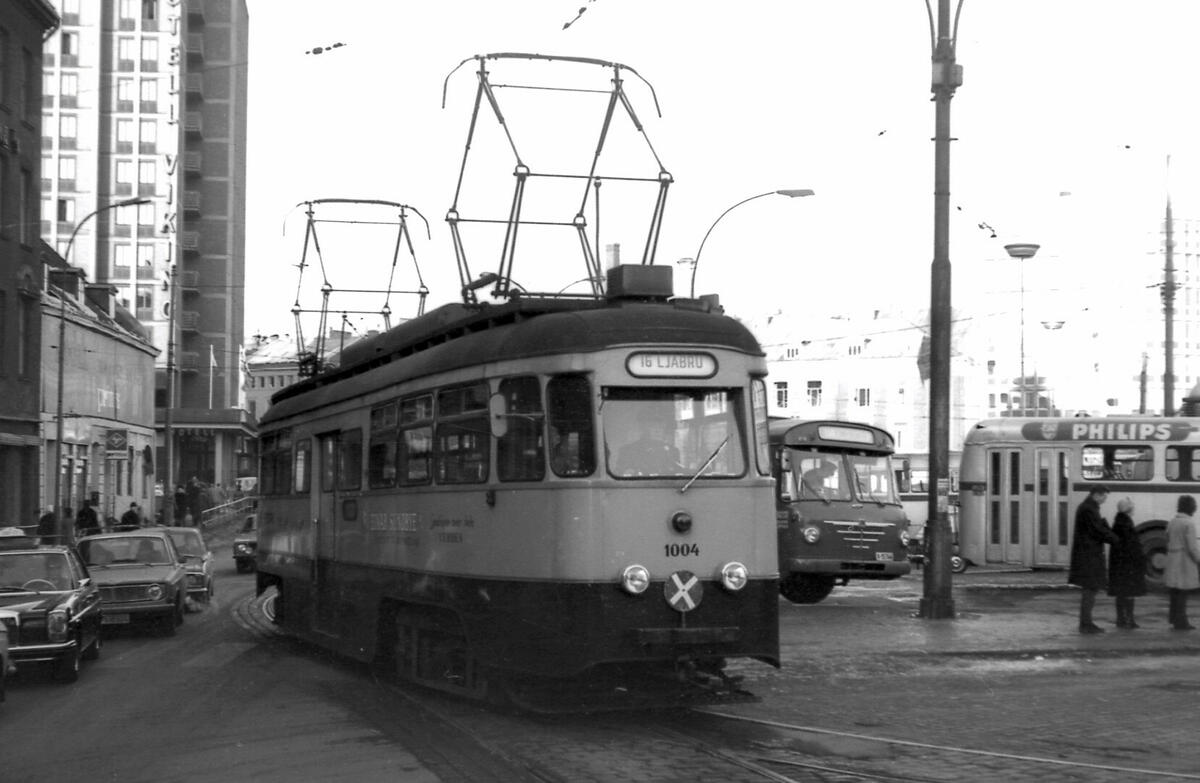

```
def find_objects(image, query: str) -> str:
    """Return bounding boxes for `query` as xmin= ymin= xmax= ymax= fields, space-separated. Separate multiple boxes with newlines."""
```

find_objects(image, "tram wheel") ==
xmin=780 ymin=574 xmax=836 ymax=604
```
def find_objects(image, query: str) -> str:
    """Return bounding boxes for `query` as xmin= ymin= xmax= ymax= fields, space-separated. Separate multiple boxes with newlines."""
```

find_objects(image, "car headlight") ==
xmin=802 ymin=526 xmax=821 ymax=544
xmin=620 ymin=564 xmax=650 ymax=595
xmin=48 ymin=609 xmax=70 ymax=642
xmin=147 ymin=584 xmax=165 ymax=600
xmin=719 ymin=562 xmax=748 ymax=592
xmin=900 ymin=530 xmax=911 ymax=546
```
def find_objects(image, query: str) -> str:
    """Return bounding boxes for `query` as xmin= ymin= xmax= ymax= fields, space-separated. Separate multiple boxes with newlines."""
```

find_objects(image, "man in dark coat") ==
xmin=1068 ymin=485 xmax=1118 ymax=633
xmin=75 ymin=501 xmax=101 ymax=538
xmin=118 ymin=502 xmax=143 ymax=531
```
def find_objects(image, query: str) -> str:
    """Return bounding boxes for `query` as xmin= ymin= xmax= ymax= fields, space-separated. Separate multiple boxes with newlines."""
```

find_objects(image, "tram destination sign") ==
xmin=1020 ymin=421 xmax=1200 ymax=442
xmin=626 ymin=351 xmax=717 ymax=379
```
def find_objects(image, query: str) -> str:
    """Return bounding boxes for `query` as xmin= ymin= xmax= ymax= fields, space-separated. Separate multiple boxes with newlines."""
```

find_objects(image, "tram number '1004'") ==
xmin=665 ymin=543 xmax=700 ymax=557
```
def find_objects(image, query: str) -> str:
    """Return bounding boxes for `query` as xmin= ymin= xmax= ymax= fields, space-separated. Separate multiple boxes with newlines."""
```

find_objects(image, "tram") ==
xmin=254 ymin=265 xmax=780 ymax=709
xmin=769 ymin=418 xmax=911 ymax=603
xmin=959 ymin=416 xmax=1199 ymax=586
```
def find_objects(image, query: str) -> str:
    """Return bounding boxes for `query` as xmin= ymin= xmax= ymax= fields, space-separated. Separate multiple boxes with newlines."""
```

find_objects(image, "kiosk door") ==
xmin=984 ymin=448 xmax=1024 ymax=564
xmin=1033 ymin=448 xmax=1072 ymax=567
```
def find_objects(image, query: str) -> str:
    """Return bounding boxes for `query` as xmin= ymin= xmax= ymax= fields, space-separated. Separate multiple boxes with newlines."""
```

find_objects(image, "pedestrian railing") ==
xmin=199 ymin=496 xmax=258 ymax=530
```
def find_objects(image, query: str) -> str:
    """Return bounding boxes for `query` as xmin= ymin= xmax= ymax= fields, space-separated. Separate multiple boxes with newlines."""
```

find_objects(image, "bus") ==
xmin=894 ymin=451 xmax=965 ymax=572
xmin=959 ymin=416 xmax=1198 ymax=586
xmin=254 ymin=265 xmax=780 ymax=710
xmin=769 ymin=418 xmax=912 ymax=603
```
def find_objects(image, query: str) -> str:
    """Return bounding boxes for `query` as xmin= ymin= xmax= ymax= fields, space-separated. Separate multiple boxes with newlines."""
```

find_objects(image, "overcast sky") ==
xmin=241 ymin=1 xmax=1200 ymax=340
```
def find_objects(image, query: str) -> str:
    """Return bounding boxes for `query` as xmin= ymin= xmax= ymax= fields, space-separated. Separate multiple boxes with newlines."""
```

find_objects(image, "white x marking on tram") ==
xmin=668 ymin=571 xmax=699 ymax=610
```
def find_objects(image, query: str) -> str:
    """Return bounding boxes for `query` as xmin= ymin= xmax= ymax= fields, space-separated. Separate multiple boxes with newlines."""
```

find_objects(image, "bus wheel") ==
xmin=780 ymin=574 xmax=836 ymax=604
xmin=1139 ymin=525 xmax=1169 ymax=592
xmin=950 ymin=555 xmax=968 ymax=574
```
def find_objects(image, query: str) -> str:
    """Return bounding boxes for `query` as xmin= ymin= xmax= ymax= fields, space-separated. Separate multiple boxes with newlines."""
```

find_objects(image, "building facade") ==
xmin=40 ymin=0 xmax=252 ymax=506
xmin=0 ymin=0 xmax=59 ymax=527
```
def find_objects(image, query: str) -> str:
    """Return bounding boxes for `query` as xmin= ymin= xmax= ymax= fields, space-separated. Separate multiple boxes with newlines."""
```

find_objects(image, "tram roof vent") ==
xmin=606 ymin=264 xmax=673 ymax=301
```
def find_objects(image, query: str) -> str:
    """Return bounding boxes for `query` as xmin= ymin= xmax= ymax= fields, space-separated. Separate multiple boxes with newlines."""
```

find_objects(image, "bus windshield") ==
xmin=788 ymin=450 xmax=899 ymax=504
xmin=848 ymin=453 xmax=900 ymax=505
xmin=603 ymin=388 xmax=745 ymax=478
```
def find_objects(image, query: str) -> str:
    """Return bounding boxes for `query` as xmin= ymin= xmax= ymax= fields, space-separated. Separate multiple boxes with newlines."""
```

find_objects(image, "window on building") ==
xmin=113 ymin=244 xmax=134 ymax=277
xmin=119 ymin=0 xmax=137 ymax=20
xmin=140 ymin=38 xmax=157 ymax=62
xmin=116 ymin=159 xmax=133 ymax=184
xmin=59 ymin=156 xmax=76 ymax=181
xmin=774 ymin=381 xmax=788 ymax=409
xmin=117 ymin=78 xmax=135 ymax=103
xmin=139 ymin=78 xmax=157 ymax=104
xmin=60 ymin=72 xmax=78 ymax=97
xmin=856 ymin=387 xmax=871 ymax=407
xmin=137 ymin=201 xmax=155 ymax=228
xmin=22 ymin=48 xmax=36 ymax=119
xmin=785 ymin=347 xmax=799 ymax=359
xmin=806 ymin=380 xmax=822 ymax=407
xmin=987 ymin=359 xmax=995 ymax=376
xmin=135 ymin=284 xmax=153 ymax=310
xmin=17 ymin=294 xmax=31 ymax=376
xmin=18 ymin=169 xmax=31 ymax=244
xmin=56 ymin=198 xmax=73 ymax=222
xmin=117 ymin=118 xmax=134 ymax=143
xmin=117 ymin=38 xmax=136 ymax=64
xmin=139 ymin=119 xmax=157 ymax=149
xmin=59 ymin=114 xmax=77 ymax=141
xmin=138 ymin=160 xmax=155 ymax=184
xmin=143 ymin=0 xmax=158 ymax=20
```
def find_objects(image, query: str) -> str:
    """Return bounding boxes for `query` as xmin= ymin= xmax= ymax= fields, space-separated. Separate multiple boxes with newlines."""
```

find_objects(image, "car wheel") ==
xmin=779 ymin=574 xmax=837 ymax=604
xmin=53 ymin=644 xmax=81 ymax=683
xmin=82 ymin=630 xmax=102 ymax=661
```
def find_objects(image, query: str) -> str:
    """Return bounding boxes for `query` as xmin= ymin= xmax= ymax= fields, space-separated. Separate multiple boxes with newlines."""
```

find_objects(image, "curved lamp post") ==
xmin=54 ymin=196 xmax=151 ymax=542
xmin=689 ymin=188 xmax=814 ymax=298
xmin=1003 ymin=242 xmax=1039 ymax=415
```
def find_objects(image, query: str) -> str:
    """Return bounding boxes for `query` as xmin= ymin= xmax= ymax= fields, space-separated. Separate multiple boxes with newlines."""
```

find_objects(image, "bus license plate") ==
xmin=102 ymin=613 xmax=130 ymax=625
xmin=875 ymin=552 xmax=894 ymax=562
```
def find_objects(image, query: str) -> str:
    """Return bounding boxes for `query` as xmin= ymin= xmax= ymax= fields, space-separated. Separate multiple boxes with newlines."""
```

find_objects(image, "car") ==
xmin=162 ymin=526 xmax=214 ymax=610
xmin=233 ymin=514 xmax=257 ymax=573
xmin=0 ymin=527 xmax=103 ymax=683
xmin=0 ymin=612 xmax=8 ymax=701
xmin=76 ymin=529 xmax=187 ymax=636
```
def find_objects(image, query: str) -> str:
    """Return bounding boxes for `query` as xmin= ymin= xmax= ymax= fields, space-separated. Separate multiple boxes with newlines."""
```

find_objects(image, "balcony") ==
xmin=179 ymin=269 xmax=200 ymax=294
xmin=186 ymin=34 xmax=205 ymax=63
xmin=180 ymin=310 xmax=200 ymax=333
xmin=185 ymin=73 xmax=204 ymax=100
xmin=187 ymin=3 xmax=205 ymax=24
xmin=182 ymin=151 xmax=202 ymax=175
xmin=179 ymin=351 xmax=200 ymax=373
xmin=183 ymin=112 xmax=203 ymax=138
xmin=180 ymin=231 xmax=200 ymax=252
xmin=182 ymin=190 xmax=201 ymax=214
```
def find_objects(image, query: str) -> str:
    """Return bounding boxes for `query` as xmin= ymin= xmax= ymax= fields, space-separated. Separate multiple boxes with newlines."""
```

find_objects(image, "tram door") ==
xmin=984 ymin=448 xmax=1025 ymax=564
xmin=1033 ymin=448 xmax=1072 ymax=567
xmin=313 ymin=432 xmax=340 ymax=635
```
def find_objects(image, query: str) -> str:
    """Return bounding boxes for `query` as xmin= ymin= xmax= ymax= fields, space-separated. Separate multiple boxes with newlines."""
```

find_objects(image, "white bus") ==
xmin=958 ymin=417 xmax=1200 ymax=587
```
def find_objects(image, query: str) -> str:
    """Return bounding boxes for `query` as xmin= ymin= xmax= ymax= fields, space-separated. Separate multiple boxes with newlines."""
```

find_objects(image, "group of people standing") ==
xmin=1069 ymin=486 xmax=1200 ymax=633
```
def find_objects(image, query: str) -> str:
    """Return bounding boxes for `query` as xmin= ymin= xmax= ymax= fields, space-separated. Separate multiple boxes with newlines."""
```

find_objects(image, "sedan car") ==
xmin=162 ymin=526 xmax=214 ymax=610
xmin=77 ymin=529 xmax=187 ymax=636
xmin=0 ymin=527 xmax=103 ymax=683
xmin=233 ymin=513 xmax=257 ymax=573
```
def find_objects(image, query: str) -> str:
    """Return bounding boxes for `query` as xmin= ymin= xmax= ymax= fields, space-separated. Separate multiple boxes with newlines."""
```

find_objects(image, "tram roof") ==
xmin=965 ymin=417 xmax=1200 ymax=445
xmin=262 ymin=292 xmax=763 ymax=425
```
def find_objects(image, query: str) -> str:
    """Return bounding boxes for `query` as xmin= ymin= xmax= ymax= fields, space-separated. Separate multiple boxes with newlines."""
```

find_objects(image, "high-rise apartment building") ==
xmin=42 ymin=0 xmax=251 ymax=501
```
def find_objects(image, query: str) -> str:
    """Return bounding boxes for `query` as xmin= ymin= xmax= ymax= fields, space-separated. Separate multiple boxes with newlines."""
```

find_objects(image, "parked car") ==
xmin=233 ymin=514 xmax=257 ymax=573
xmin=162 ymin=526 xmax=214 ymax=610
xmin=76 ymin=529 xmax=187 ymax=636
xmin=0 ymin=527 xmax=103 ymax=683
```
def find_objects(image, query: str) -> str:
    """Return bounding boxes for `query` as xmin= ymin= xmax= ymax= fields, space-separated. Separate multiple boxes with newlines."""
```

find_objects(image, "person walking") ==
xmin=1164 ymin=494 xmax=1200 ymax=631
xmin=118 ymin=502 xmax=143 ymax=531
xmin=1068 ymin=485 xmax=1117 ymax=633
xmin=75 ymin=500 xmax=101 ymax=538
xmin=1107 ymin=497 xmax=1147 ymax=629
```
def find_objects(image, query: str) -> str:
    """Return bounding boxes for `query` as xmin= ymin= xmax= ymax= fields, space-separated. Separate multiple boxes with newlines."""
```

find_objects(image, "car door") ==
xmin=69 ymin=550 xmax=103 ymax=647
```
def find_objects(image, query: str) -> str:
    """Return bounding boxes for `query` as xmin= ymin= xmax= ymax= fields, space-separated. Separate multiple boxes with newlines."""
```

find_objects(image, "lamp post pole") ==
xmin=55 ymin=196 xmax=151 ymax=543
xmin=1004 ymin=243 xmax=1040 ymax=415
xmin=689 ymin=188 xmax=814 ymax=299
xmin=163 ymin=264 xmax=178 ymax=526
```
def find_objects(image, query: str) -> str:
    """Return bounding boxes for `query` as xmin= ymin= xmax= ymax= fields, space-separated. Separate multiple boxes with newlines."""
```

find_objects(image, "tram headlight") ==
xmin=620 ymin=564 xmax=651 ymax=595
xmin=802 ymin=526 xmax=821 ymax=545
xmin=720 ymin=562 xmax=749 ymax=592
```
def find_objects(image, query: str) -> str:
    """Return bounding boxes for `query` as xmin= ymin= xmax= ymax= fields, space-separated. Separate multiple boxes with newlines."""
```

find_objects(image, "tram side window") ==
xmin=259 ymin=433 xmax=275 ymax=495
xmin=547 ymin=374 xmax=596 ymax=478
xmin=399 ymin=394 xmax=433 ymax=485
xmin=338 ymin=429 xmax=363 ymax=491
xmin=436 ymin=383 xmax=490 ymax=484
xmin=368 ymin=402 xmax=399 ymax=488
xmin=497 ymin=376 xmax=545 ymax=482
xmin=294 ymin=438 xmax=311 ymax=493
xmin=275 ymin=432 xmax=292 ymax=494
xmin=1166 ymin=446 xmax=1200 ymax=481
xmin=752 ymin=379 xmax=770 ymax=476
xmin=1081 ymin=445 xmax=1153 ymax=482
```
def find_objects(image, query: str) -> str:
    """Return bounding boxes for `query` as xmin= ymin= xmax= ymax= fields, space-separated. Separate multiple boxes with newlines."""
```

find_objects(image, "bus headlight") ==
xmin=900 ymin=529 xmax=911 ymax=546
xmin=620 ymin=564 xmax=650 ymax=595
xmin=720 ymin=562 xmax=748 ymax=592
xmin=802 ymin=526 xmax=821 ymax=544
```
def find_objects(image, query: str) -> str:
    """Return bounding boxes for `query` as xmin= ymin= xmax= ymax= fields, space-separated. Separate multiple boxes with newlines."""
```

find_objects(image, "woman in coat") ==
xmin=1163 ymin=494 xmax=1200 ymax=631
xmin=1068 ymin=486 xmax=1118 ymax=633
xmin=1107 ymin=498 xmax=1147 ymax=628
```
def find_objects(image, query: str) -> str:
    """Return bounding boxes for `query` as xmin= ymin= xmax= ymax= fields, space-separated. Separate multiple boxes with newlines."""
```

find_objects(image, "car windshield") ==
xmin=167 ymin=531 xmax=205 ymax=557
xmin=79 ymin=537 xmax=171 ymax=566
xmin=0 ymin=551 xmax=71 ymax=591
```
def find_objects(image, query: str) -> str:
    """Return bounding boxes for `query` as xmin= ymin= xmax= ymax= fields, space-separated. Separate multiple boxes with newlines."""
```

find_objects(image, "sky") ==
xmin=241 ymin=0 xmax=1200 ymax=344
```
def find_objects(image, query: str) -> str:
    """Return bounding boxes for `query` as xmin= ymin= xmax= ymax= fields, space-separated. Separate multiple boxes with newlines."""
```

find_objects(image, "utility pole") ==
xmin=163 ymin=264 xmax=178 ymax=526
xmin=1163 ymin=176 xmax=1176 ymax=417
xmin=921 ymin=0 xmax=962 ymax=619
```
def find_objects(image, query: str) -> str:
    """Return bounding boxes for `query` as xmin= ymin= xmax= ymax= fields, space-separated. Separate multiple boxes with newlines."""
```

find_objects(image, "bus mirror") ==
xmin=489 ymin=393 xmax=509 ymax=438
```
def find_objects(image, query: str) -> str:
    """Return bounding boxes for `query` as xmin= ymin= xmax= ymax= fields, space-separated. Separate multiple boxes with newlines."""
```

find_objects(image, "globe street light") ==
xmin=1004 ymin=242 xmax=1040 ymax=416
xmin=53 ymin=196 xmax=151 ymax=543
xmin=689 ymin=189 xmax=814 ymax=298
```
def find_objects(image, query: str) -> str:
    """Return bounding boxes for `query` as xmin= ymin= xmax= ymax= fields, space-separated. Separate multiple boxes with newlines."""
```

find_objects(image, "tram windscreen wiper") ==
xmin=679 ymin=436 xmax=729 ymax=494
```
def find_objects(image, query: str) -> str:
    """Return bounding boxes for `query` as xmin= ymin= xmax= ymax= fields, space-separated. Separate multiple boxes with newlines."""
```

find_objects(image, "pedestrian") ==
xmin=36 ymin=507 xmax=58 ymax=544
xmin=1107 ymin=497 xmax=1146 ymax=629
xmin=1067 ymin=485 xmax=1117 ymax=634
xmin=174 ymin=483 xmax=187 ymax=520
xmin=75 ymin=501 xmax=101 ymax=538
xmin=1164 ymin=494 xmax=1200 ymax=631
xmin=118 ymin=502 xmax=143 ymax=531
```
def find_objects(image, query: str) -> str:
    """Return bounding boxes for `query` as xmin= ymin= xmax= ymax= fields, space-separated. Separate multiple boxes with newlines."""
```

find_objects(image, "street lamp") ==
xmin=688 ymin=189 xmax=814 ymax=298
xmin=53 ymin=196 xmax=151 ymax=543
xmin=1004 ymin=242 xmax=1040 ymax=416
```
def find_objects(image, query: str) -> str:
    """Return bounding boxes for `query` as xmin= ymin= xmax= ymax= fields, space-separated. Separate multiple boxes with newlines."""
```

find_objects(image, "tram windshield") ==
xmin=602 ymin=388 xmax=746 ymax=478
xmin=788 ymin=450 xmax=900 ymax=504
